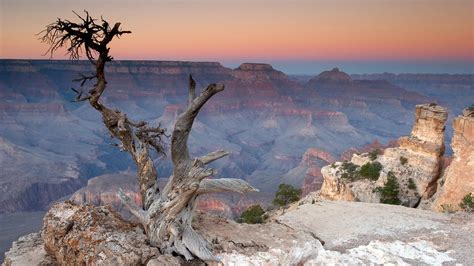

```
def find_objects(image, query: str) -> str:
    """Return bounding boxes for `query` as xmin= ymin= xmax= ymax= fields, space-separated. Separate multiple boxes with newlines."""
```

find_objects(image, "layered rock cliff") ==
xmin=430 ymin=108 xmax=474 ymax=211
xmin=319 ymin=104 xmax=448 ymax=207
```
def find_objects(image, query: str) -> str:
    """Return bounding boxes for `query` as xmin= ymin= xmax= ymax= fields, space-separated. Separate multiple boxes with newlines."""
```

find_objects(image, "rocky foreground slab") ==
xmin=3 ymin=198 xmax=472 ymax=265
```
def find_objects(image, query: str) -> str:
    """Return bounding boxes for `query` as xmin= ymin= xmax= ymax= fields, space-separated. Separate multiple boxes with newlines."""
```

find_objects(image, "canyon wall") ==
xmin=430 ymin=108 xmax=474 ymax=211
xmin=1 ymin=60 xmax=467 ymax=215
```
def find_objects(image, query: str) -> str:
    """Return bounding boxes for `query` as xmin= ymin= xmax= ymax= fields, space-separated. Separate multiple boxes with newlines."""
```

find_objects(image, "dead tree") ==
xmin=40 ymin=11 xmax=258 ymax=262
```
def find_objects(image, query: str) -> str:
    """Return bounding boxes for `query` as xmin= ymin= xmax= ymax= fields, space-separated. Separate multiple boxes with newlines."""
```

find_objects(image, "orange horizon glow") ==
xmin=1 ymin=0 xmax=473 ymax=62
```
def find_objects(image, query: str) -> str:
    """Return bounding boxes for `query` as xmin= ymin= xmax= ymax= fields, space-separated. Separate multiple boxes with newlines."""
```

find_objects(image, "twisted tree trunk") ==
xmin=41 ymin=11 xmax=258 ymax=262
xmin=118 ymin=78 xmax=258 ymax=261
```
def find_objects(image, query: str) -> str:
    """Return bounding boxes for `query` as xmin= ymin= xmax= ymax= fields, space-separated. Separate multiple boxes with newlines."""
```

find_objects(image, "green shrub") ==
xmin=399 ymin=156 xmax=408 ymax=165
xmin=368 ymin=149 xmax=381 ymax=161
xmin=238 ymin=204 xmax=265 ymax=224
xmin=467 ymin=104 xmax=474 ymax=112
xmin=376 ymin=171 xmax=401 ymax=205
xmin=340 ymin=161 xmax=359 ymax=181
xmin=459 ymin=193 xmax=474 ymax=212
xmin=272 ymin=183 xmax=301 ymax=207
xmin=408 ymin=178 xmax=417 ymax=190
xmin=359 ymin=162 xmax=382 ymax=181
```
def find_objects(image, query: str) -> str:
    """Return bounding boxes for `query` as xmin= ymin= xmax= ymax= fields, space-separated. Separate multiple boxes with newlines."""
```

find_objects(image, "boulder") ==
xmin=41 ymin=201 xmax=158 ymax=265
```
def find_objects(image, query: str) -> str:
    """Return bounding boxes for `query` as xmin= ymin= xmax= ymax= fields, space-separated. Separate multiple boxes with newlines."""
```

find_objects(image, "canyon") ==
xmin=1 ymin=60 xmax=441 ymax=215
xmin=0 ymin=59 xmax=473 ymax=261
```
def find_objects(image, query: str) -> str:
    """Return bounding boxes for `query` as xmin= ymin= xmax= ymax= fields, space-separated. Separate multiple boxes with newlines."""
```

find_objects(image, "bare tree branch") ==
xmin=171 ymin=83 xmax=225 ymax=168
xmin=40 ymin=11 xmax=165 ymax=207
xmin=199 ymin=150 xmax=230 ymax=165
xmin=197 ymin=178 xmax=260 ymax=195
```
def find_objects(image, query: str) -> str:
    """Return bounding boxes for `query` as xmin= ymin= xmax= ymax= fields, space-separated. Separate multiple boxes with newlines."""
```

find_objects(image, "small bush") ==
xmin=238 ymin=204 xmax=265 ymax=224
xmin=399 ymin=156 xmax=408 ymax=165
xmin=459 ymin=193 xmax=474 ymax=212
xmin=359 ymin=162 xmax=382 ymax=181
xmin=408 ymin=178 xmax=417 ymax=190
xmin=468 ymin=104 xmax=474 ymax=112
xmin=272 ymin=183 xmax=301 ymax=207
xmin=376 ymin=171 xmax=401 ymax=205
xmin=340 ymin=161 xmax=359 ymax=181
xmin=368 ymin=149 xmax=381 ymax=161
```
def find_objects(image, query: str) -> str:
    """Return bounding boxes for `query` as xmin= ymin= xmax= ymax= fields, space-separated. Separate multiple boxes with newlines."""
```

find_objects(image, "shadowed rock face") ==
xmin=431 ymin=109 xmax=474 ymax=211
xmin=319 ymin=104 xmax=448 ymax=207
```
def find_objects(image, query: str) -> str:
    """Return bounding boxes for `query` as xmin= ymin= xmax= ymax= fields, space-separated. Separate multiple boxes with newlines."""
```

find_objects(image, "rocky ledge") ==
xmin=4 ymin=198 xmax=473 ymax=265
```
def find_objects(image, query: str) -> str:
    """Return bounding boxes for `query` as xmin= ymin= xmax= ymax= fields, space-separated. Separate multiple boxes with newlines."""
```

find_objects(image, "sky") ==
xmin=0 ymin=0 xmax=473 ymax=74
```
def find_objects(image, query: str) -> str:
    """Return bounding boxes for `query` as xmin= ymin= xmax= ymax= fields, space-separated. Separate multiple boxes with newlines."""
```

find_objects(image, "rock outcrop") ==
xmin=4 ymin=201 xmax=325 ymax=265
xmin=5 ymin=199 xmax=473 ymax=265
xmin=320 ymin=104 xmax=448 ymax=207
xmin=430 ymin=108 xmax=474 ymax=211
xmin=41 ymin=201 xmax=159 ymax=265
xmin=2 ymin=233 xmax=53 ymax=266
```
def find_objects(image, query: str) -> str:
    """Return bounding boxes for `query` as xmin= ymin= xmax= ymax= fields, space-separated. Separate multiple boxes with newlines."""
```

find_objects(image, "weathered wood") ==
xmin=197 ymin=178 xmax=259 ymax=195
xmin=199 ymin=150 xmax=230 ymax=165
xmin=41 ymin=11 xmax=258 ymax=262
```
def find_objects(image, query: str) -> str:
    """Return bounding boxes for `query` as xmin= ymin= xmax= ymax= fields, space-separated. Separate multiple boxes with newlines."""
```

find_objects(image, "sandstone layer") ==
xmin=431 ymin=108 xmax=474 ymax=211
xmin=320 ymin=104 xmax=448 ymax=207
